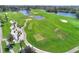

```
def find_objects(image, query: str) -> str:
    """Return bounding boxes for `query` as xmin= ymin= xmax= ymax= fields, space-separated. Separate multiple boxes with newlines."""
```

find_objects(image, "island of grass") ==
xmin=25 ymin=9 xmax=79 ymax=53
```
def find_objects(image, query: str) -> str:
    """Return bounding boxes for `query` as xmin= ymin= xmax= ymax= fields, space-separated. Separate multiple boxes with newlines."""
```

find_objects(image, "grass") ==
xmin=13 ymin=41 xmax=26 ymax=53
xmin=25 ymin=9 xmax=79 ymax=52
xmin=1 ymin=9 xmax=79 ymax=53
xmin=13 ymin=43 xmax=21 ymax=52
xmin=0 ymin=12 xmax=27 ymax=38
xmin=20 ymin=41 xmax=26 ymax=48
xmin=1 ymin=41 xmax=9 ymax=53
xmin=2 ymin=41 xmax=26 ymax=53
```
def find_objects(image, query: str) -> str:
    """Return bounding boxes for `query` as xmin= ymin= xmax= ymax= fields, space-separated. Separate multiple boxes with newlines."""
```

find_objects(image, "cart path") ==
xmin=66 ymin=46 xmax=79 ymax=53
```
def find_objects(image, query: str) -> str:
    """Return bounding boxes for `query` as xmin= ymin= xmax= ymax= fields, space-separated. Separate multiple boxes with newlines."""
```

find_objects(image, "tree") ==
xmin=20 ymin=46 xmax=36 ymax=53
xmin=4 ymin=47 xmax=9 ymax=52
xmin=19 ymin=40 xmax=23 ymax=50
xmin=76 ymin=11 xmax=79 ymax=19
xmin=7 ymin=34 xmax=14 ymax=44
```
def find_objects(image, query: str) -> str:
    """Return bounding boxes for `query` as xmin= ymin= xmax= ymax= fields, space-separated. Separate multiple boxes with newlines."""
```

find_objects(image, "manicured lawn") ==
xmin=25 ymin=9 xmax=79 ymax=52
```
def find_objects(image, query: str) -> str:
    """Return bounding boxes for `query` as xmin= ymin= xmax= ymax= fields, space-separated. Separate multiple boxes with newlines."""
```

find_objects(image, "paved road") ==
xmin=0 ymin=24 xmax=3 ymax=53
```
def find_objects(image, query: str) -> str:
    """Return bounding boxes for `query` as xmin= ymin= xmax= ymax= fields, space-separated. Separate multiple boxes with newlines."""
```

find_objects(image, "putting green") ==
xmin=25 ymin=9 xmax=79 ymax=52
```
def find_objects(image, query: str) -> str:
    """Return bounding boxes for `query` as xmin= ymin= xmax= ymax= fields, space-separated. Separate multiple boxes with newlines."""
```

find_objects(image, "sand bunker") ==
xmin=26 ymin=18 xmax=32 ymax=21
xmin=60 ymin=19 xmax=68 ymax=23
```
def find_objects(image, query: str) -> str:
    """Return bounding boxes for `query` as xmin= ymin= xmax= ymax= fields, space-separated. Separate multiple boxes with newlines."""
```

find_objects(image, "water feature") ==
xmin=19 ymin=10 xmax=44 ymax=20
xmin=19 ymin=10 xmax=77 ymax=20
xmin=19 ymin=10 xmax=29 ymax=16
xmin=57 ymin=12 xmax=77 ymax=18
xmin=34 ymin=16 xmax=44 ymax=20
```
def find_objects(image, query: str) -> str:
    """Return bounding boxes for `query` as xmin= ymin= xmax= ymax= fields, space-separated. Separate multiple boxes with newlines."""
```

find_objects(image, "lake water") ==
xmin=19 ymin=10 xmax=76 ymax=19
xmin=19 ymin=10 xmax=29 ymax=16
xmin=19 ymin=10 xmax=44 ymax=20
xmin=34 ymin=16 xmax=44 ymax=20
xmin=57 ymin=12 xmax=77 ymax=18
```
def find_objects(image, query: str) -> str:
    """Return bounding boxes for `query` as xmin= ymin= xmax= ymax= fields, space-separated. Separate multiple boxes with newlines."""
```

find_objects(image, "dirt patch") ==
xmin=54 ymin=28 xmax=68 ymax=40
xmin=34 ymin=33 xmax=45 ymax=41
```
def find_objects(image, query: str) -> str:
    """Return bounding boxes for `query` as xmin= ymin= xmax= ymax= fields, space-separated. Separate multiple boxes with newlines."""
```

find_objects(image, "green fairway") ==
xmin=25 ymin=9 xmax=79 ymax=52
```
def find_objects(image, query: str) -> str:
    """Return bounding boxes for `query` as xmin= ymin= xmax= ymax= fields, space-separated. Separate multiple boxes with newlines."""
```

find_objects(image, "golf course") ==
xmin=1 ymin=8 xmax=79 ymax=53
xmin=25 ymin=9 xmax=79 ymax=53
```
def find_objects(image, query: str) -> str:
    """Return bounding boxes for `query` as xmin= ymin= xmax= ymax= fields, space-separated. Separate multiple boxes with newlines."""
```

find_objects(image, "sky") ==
xmin=0 ymin=0 xmax=79 ymax=5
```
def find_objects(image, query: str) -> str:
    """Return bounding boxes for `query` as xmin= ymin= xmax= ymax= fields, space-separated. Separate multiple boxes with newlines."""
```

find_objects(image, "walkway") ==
xmin=66 ymin=46 xmax=79 ymax=53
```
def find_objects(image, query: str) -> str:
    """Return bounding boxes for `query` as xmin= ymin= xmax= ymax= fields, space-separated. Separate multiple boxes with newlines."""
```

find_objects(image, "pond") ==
xmin=19 ymin=10 xmax=29 ymax=16
xmin=19 ymin=10 xmax=44 ymax=20
xmin=34 ymin=16 xmax=44 ymax=20
xmin=57 ymin=12 xmax=77 ymax=18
